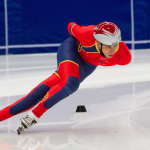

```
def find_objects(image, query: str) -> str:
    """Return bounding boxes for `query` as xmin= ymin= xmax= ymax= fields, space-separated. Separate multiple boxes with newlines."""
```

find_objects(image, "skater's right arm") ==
xmin=67 ymin=22 xmax=95 ymax=44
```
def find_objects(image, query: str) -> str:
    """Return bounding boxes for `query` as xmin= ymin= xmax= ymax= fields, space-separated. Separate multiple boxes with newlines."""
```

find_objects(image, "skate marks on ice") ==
xmin=0 ymin=81 xmax=150 ymax=149
xmin=1 ymin=81 xmax=150 ymax=132
xmin=70 ymin=81 xmax=150 ymax=131
xmin=1 ymin=128 xmax=150 ymax=150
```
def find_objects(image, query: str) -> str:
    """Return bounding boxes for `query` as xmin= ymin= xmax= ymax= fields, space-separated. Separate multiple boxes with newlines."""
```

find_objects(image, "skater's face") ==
xmin=96 ymin=41 xmax=118 ymax=58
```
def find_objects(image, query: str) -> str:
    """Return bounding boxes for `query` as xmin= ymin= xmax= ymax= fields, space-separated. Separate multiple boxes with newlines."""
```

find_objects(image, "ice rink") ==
xmin=0 ymin=50 xmax=150 ymax=150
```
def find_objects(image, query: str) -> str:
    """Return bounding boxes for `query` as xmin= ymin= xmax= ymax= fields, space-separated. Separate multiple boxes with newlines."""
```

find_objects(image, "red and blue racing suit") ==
xmin=0 ymin=22 xmax=131 ymax=121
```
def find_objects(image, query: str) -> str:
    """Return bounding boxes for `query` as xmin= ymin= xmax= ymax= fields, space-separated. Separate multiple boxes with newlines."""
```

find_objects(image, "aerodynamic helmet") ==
xmin=93 ymin=21 xmax=121 ymax=45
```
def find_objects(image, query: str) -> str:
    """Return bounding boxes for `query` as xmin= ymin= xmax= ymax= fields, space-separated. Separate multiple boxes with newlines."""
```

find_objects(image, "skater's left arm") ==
xmin=67 ymin=22 xmax=95 ymax=43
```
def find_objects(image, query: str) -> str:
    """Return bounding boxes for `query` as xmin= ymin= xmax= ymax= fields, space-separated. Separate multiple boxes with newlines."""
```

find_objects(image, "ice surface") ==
xmin=0 ymin=50 xmax=150 ymax=150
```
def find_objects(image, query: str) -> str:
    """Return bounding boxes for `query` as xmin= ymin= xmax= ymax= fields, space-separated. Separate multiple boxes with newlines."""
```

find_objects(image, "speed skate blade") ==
xmin=17 ymin=127 xmax=24 ymax=135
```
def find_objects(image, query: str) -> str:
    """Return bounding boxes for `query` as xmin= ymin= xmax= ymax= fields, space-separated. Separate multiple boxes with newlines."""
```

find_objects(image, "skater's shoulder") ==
xmin=118 ymin=41 xmax=128 ymax=48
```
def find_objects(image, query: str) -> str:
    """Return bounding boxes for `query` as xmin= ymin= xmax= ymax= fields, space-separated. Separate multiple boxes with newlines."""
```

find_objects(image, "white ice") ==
xmin=0 ymin=50 xmax=150 ymax=150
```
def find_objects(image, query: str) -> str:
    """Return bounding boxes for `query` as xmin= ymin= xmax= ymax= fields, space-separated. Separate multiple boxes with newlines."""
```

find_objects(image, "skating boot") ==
xmin=17 ymin=112 xmax=39 ymax=135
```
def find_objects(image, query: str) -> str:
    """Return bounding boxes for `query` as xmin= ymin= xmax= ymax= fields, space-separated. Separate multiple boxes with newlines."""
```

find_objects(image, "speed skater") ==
xmin=0 ymin=21 xmax=131 ymax=132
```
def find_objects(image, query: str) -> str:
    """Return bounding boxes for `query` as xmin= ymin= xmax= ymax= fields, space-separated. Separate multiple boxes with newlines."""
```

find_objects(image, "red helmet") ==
xmin=93 ymin=22 xmax=121 ymax=45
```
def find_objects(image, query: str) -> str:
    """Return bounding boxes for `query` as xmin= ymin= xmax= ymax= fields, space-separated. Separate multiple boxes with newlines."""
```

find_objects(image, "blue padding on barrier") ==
xmin=135 ymin=43 xmax=150 ymax=49
xmin=1 ymin=0 xmax=150 ymax=52
xmin=134 ymin=0 xmax=148 ymax=41
xmin=8 ymin=47 xmax=58 ymax=55
xmin=0 ymin=49 xmax=6 ymax=55
xmin=7 ymin=0 xmax=22 ymax=45
xmin=0 ymin=0 xmax=5 ymax=46
xmin=134 ymin=0 xmax=150 ymax=49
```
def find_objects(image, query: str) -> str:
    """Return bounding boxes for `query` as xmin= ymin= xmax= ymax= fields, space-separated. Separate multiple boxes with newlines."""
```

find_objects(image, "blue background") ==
xmin=0 ymin=0 xmax=5 ymax=46
xmin=0 ymin=0 xmax=150 ymax=54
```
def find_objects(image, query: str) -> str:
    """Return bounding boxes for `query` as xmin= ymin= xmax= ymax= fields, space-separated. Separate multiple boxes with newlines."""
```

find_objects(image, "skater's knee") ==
xmin=33 ymin=84 xmax=50 ymax=102
xmin=40 ymin=77 xmax=79 ymax=109
xmin=63 ymin=76 xmax=80 ymax=96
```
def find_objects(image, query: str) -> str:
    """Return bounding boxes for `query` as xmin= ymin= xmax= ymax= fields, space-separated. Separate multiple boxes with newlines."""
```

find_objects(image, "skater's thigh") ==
xmin=57 ymin=37 xmax=80 ymax=67
xmin=56 ymin=37 xmax=81 ymax=79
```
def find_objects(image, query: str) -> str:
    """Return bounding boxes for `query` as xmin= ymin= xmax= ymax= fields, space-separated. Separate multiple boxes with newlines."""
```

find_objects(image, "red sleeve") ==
xmin=118 ymin=42 xmax=132 ymax=65
xmin=67 ymin=22 xmax=95 ymax=44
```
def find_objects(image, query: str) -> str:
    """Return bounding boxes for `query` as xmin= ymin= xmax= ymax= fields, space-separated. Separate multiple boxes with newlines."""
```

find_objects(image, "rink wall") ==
xmin=0 ymin=0 xmax=150 ymax=54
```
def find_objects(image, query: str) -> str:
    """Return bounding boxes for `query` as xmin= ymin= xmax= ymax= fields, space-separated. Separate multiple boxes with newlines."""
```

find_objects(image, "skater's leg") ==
xmin=31 ymin=37 xmax=97 ymax=118
xmin=32 ymin=62 xmax=97 ymax=118
xmin=30 ymin=37 xmax=81 ymax=118
xmin=18 ymin=37 xmax=97 ymax=130
xmin=0 ymin=72 xmax=60 ymax=122
xmin=32 ymin=60 xmax=80 ymax=117
xmin=16 ymin=60 xmax=80 ymax=133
